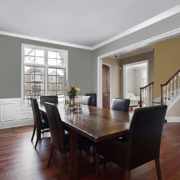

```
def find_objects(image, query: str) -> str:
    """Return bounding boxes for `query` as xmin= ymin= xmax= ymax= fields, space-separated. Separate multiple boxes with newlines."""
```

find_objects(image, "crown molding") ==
xmin=92 ymin=5 xmax=180 ymax=50
xmin=98 ymin=27 xmax=180 ymax=59
xmin=0 ymin=31 xmax=93 ymax=50
xmin=0 ymin=5 xmax=179 ymax=50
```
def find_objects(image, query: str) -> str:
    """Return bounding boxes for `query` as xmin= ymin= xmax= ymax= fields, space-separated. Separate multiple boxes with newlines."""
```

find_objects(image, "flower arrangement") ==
xmin=67 ymin=87 xmax=80 ymax=99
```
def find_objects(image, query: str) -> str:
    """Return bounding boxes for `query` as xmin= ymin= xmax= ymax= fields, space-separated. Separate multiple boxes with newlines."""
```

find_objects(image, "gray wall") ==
xmin=0 ymin=12 xmax=180 ymax=99
xmin=0 ymin=35 xmax=94 ymax=98
xmin=93 ymin=12 xmax=180 ymax=92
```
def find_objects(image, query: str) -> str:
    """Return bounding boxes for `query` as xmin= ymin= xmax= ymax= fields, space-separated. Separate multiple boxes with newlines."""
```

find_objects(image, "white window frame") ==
xmin=21 ymin=44 xmax=68 ymax=104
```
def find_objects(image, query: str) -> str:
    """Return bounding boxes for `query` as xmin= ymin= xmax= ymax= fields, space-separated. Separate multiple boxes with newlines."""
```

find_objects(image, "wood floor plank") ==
xmin=0 ymin=123 xmax=179 ymax=179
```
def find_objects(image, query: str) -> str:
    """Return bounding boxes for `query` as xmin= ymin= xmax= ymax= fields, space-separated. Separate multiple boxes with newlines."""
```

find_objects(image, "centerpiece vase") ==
xmin=69 ymin=97 xmax=75 ymax=108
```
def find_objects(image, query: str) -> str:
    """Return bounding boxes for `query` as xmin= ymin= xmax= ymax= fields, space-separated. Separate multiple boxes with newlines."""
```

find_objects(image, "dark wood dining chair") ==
xmin=111 ymin=98 xmax=130 ymax=112
xmin=30 ymin=98 xmax=50 ymax=149
xmin=44 ymin=102 xmax=93 ymax=179
xmin=81 ymin=96 xmax=92 ymax=106
xmin=96 ymin=105 xmax=167 ymax=180
xmin=40 ymin=95 xmax=58 ymax=104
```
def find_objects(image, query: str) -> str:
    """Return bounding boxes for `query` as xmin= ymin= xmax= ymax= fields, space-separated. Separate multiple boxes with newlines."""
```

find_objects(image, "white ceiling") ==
xmin=0 ymin=0 xmax=179 ymax=47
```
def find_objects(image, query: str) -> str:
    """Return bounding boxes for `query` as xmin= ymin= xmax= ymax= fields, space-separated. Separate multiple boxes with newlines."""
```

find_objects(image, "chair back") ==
xmin=44 ymin=102 xmax=66 ymax=153
xmin=128 ymin=105 xmax=167 ymax=170
xmin=81 ymin=96 xmax=92 ymax=105
xmin=30 ymin=98 xmax=42 ymax=128
xmin=40 ymin=96 xmax=58 ymax=104
xmin=111 ymin=98 xmax=130 ymax=112
xmin=85 ymin=93 xmax=96 ymax=107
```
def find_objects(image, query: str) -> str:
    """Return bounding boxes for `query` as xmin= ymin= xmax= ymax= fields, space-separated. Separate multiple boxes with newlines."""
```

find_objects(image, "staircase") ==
xmin=160 ymin=69 xmax=180 ymax=105
xmin=139 ymin=69 xmax=180 ymax=122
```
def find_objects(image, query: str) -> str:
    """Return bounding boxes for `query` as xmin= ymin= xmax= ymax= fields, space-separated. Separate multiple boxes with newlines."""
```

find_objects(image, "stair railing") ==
xmin=161 ymin=69 xmax=180 ymax=105
xmin=140 ymin=82 xmax=154 ymax=107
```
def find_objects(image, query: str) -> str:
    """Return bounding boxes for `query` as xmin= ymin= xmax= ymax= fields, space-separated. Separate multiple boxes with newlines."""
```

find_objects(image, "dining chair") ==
xmin=30 ymin=98 xmax=50 ymax=149
xmin=96 ymin=105 xmax=167 ymax=180
xmin=40 ymin=95 xmax=58 ymax=123
xmin=111 ymin=98 xmax=130 ymax=112
xmin=81 ymin=96 xmax=92 ymax=106
xmin=85 ymin=93 xmax=97 ymax=107
xmin=44 ymin=102 xmax=93 ymax=179
xmin=40 ymin=95 xmax=58 ymax=104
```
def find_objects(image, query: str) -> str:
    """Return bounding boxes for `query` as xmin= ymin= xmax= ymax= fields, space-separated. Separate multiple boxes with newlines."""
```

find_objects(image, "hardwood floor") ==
xmin=0 ymin=123 xmax=180 ymax=180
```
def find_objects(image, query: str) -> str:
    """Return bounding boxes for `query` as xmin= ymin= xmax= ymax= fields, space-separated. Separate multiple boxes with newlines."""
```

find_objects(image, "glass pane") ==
xmin=35 ymin=49 xmax=44 ymax=57
xmin=48 ymin=51 xmax=56 ymax=58
xmin=48 ymin=68 xmax=56 ymax=75
xmin=48 ymin=83 xmax=57 ymax=91
xmin=24 ymin=66 xmax=34 ymax=74
xmin=57 ymin=90 xmax=64 ymax=95
xmin=34 ymin=67 xmax=44 ymax=74
xmin=57 ymin=52 xmax=64 ymax=59
xmin=24 ymin=74 xmax=34 ymax=83
xmin=57 ymin=69 xmax=64 ymax=76
xmin=35 ymin=57 xmax=44 ymax=65
xmin=34 ymin=75 xmax=44 ymax=82
xmin=57 ymin=59 xmax=64 ymax=66
xmin=48 ymin=59 xmax=56 ymax=66
xmin=57 ymin=76 xmax=64 ymax=83
xmin=48 ymin=76 xmax=56 ymax=83
xmin=48 ymin=91 xmax=57 ymax=95
xmin=25 ymin=48 xmax=35 ymax=56
xmin=24 ymin=56 xmax=34 ymax=64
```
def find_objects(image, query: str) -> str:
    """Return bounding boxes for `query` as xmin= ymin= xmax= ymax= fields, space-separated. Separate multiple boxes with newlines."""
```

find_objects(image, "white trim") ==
xmin=0 ymin=5 xmax=180 ymax=50
xmin=97 ymin=28 xmax=180 ymax=59
xmin=166 ymin=116 xmax=180 ymax=123
xmin=92 ymin=5 xmax=180 ymax=49
xmin=0 ymin=31 xmax=93 ymax=50
xmin=21 ymin=44 xmax=68 ymax=102
xmin=102 ymin=63 xmax=111 ymax=107
xmin=97 ymin=57 xmax=103 ymax=107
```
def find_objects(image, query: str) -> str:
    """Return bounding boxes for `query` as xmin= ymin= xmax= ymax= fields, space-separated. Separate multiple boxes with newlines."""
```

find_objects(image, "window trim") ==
xmin=21 ymin=44 xmax=68 ymax=103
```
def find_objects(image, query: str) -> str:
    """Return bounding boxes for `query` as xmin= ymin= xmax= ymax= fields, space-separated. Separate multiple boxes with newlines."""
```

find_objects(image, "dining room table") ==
xmin=39 ymin=103 xmax=133 ymax=180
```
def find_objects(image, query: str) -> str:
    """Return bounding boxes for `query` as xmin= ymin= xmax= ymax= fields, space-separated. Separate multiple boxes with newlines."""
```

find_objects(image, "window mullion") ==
xmin=45 ymin=50 xmax=48 ymax=96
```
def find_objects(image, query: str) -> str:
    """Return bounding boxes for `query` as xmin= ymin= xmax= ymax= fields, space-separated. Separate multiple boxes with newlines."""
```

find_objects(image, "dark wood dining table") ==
xmin=39 ymin=103 xmax=133 ymax=180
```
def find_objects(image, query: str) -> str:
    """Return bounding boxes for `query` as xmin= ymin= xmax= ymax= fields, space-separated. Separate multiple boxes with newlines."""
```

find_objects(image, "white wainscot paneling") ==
xmin=0 ymin=98 xmax=33 ymax=129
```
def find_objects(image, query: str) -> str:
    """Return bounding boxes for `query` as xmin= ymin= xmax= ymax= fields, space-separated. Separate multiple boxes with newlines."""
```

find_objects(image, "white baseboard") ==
xmin=0 ymin=119 xmax=33 ymax=129
xmin=166 ymin=116 xmax=180 ymax=123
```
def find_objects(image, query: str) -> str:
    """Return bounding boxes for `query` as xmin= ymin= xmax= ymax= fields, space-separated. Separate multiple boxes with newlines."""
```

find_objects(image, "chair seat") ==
xmin=41 ymin=118 xmax=49 ymax=129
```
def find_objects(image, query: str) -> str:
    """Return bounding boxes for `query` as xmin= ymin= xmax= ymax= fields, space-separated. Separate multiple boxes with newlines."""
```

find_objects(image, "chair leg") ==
xmin=58 ymin=154 xmax=66 ymax=180
xmin=31 ymin=126 xmax=36 ymax=142
xmin=155 ymin=158 xmax=162 ymax=180
xmin=47 ymin=145 xmax=54 ymax=168
xmin=95 ymin=152 xmax=100 ymax=178
xmin=35 ymin=138 xmax=39 ymax=149
xmin=124 ymin=170 xmax=130 ymax=180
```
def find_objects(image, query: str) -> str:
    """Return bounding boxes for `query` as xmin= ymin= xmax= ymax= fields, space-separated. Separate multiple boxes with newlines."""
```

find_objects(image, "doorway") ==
xmin=102 ymin=64 xmax=110 ymax=109
xmin=123 ymin=61 xmax=148 ymax=105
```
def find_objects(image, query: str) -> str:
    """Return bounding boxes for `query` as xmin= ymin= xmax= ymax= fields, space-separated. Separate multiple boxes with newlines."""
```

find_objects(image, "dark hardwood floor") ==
xmin=0 ymin=123 xmax=180 ymax=180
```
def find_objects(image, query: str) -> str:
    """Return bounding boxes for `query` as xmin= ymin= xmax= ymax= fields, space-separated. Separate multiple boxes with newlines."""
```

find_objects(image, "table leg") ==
xmin=69 ymin=130 xmax=79 ymax=180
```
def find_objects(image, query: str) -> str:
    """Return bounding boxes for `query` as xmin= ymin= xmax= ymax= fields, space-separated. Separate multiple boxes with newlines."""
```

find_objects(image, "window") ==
xmin=22 ymin=44 xmax=68 ymax=106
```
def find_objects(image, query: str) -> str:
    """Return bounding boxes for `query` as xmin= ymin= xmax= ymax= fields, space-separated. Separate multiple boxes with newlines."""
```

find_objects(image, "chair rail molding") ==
xmin=0 ymin=98 xmax=33 ymax=129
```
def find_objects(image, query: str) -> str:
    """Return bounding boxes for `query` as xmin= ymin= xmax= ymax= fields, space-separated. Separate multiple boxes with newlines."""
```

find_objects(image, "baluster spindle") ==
xmin=174 ymin=76 xmax=176 ymax=96
xmin=167 ymin=84 xmax=169 ymax=103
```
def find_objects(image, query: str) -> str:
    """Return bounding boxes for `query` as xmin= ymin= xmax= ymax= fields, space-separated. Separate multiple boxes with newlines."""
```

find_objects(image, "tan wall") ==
xmin=102 ymin=58 xmax=121 ymax=104
xmin=119 ymin=51 xmax=154 ymax=97
xmin=152 ymin=38 xmax=180 ymax=98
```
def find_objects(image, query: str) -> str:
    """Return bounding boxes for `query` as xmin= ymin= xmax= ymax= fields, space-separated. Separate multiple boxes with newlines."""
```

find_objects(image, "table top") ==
xmin=39 ymin=103 xmax=133 ymax=142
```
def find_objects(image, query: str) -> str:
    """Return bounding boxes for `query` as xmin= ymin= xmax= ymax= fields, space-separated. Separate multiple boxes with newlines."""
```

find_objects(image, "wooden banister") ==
xmin=140 ymin=82 xmax=154 ymax=107
xmin=161 ymin=69 xmax=180 ymax=105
